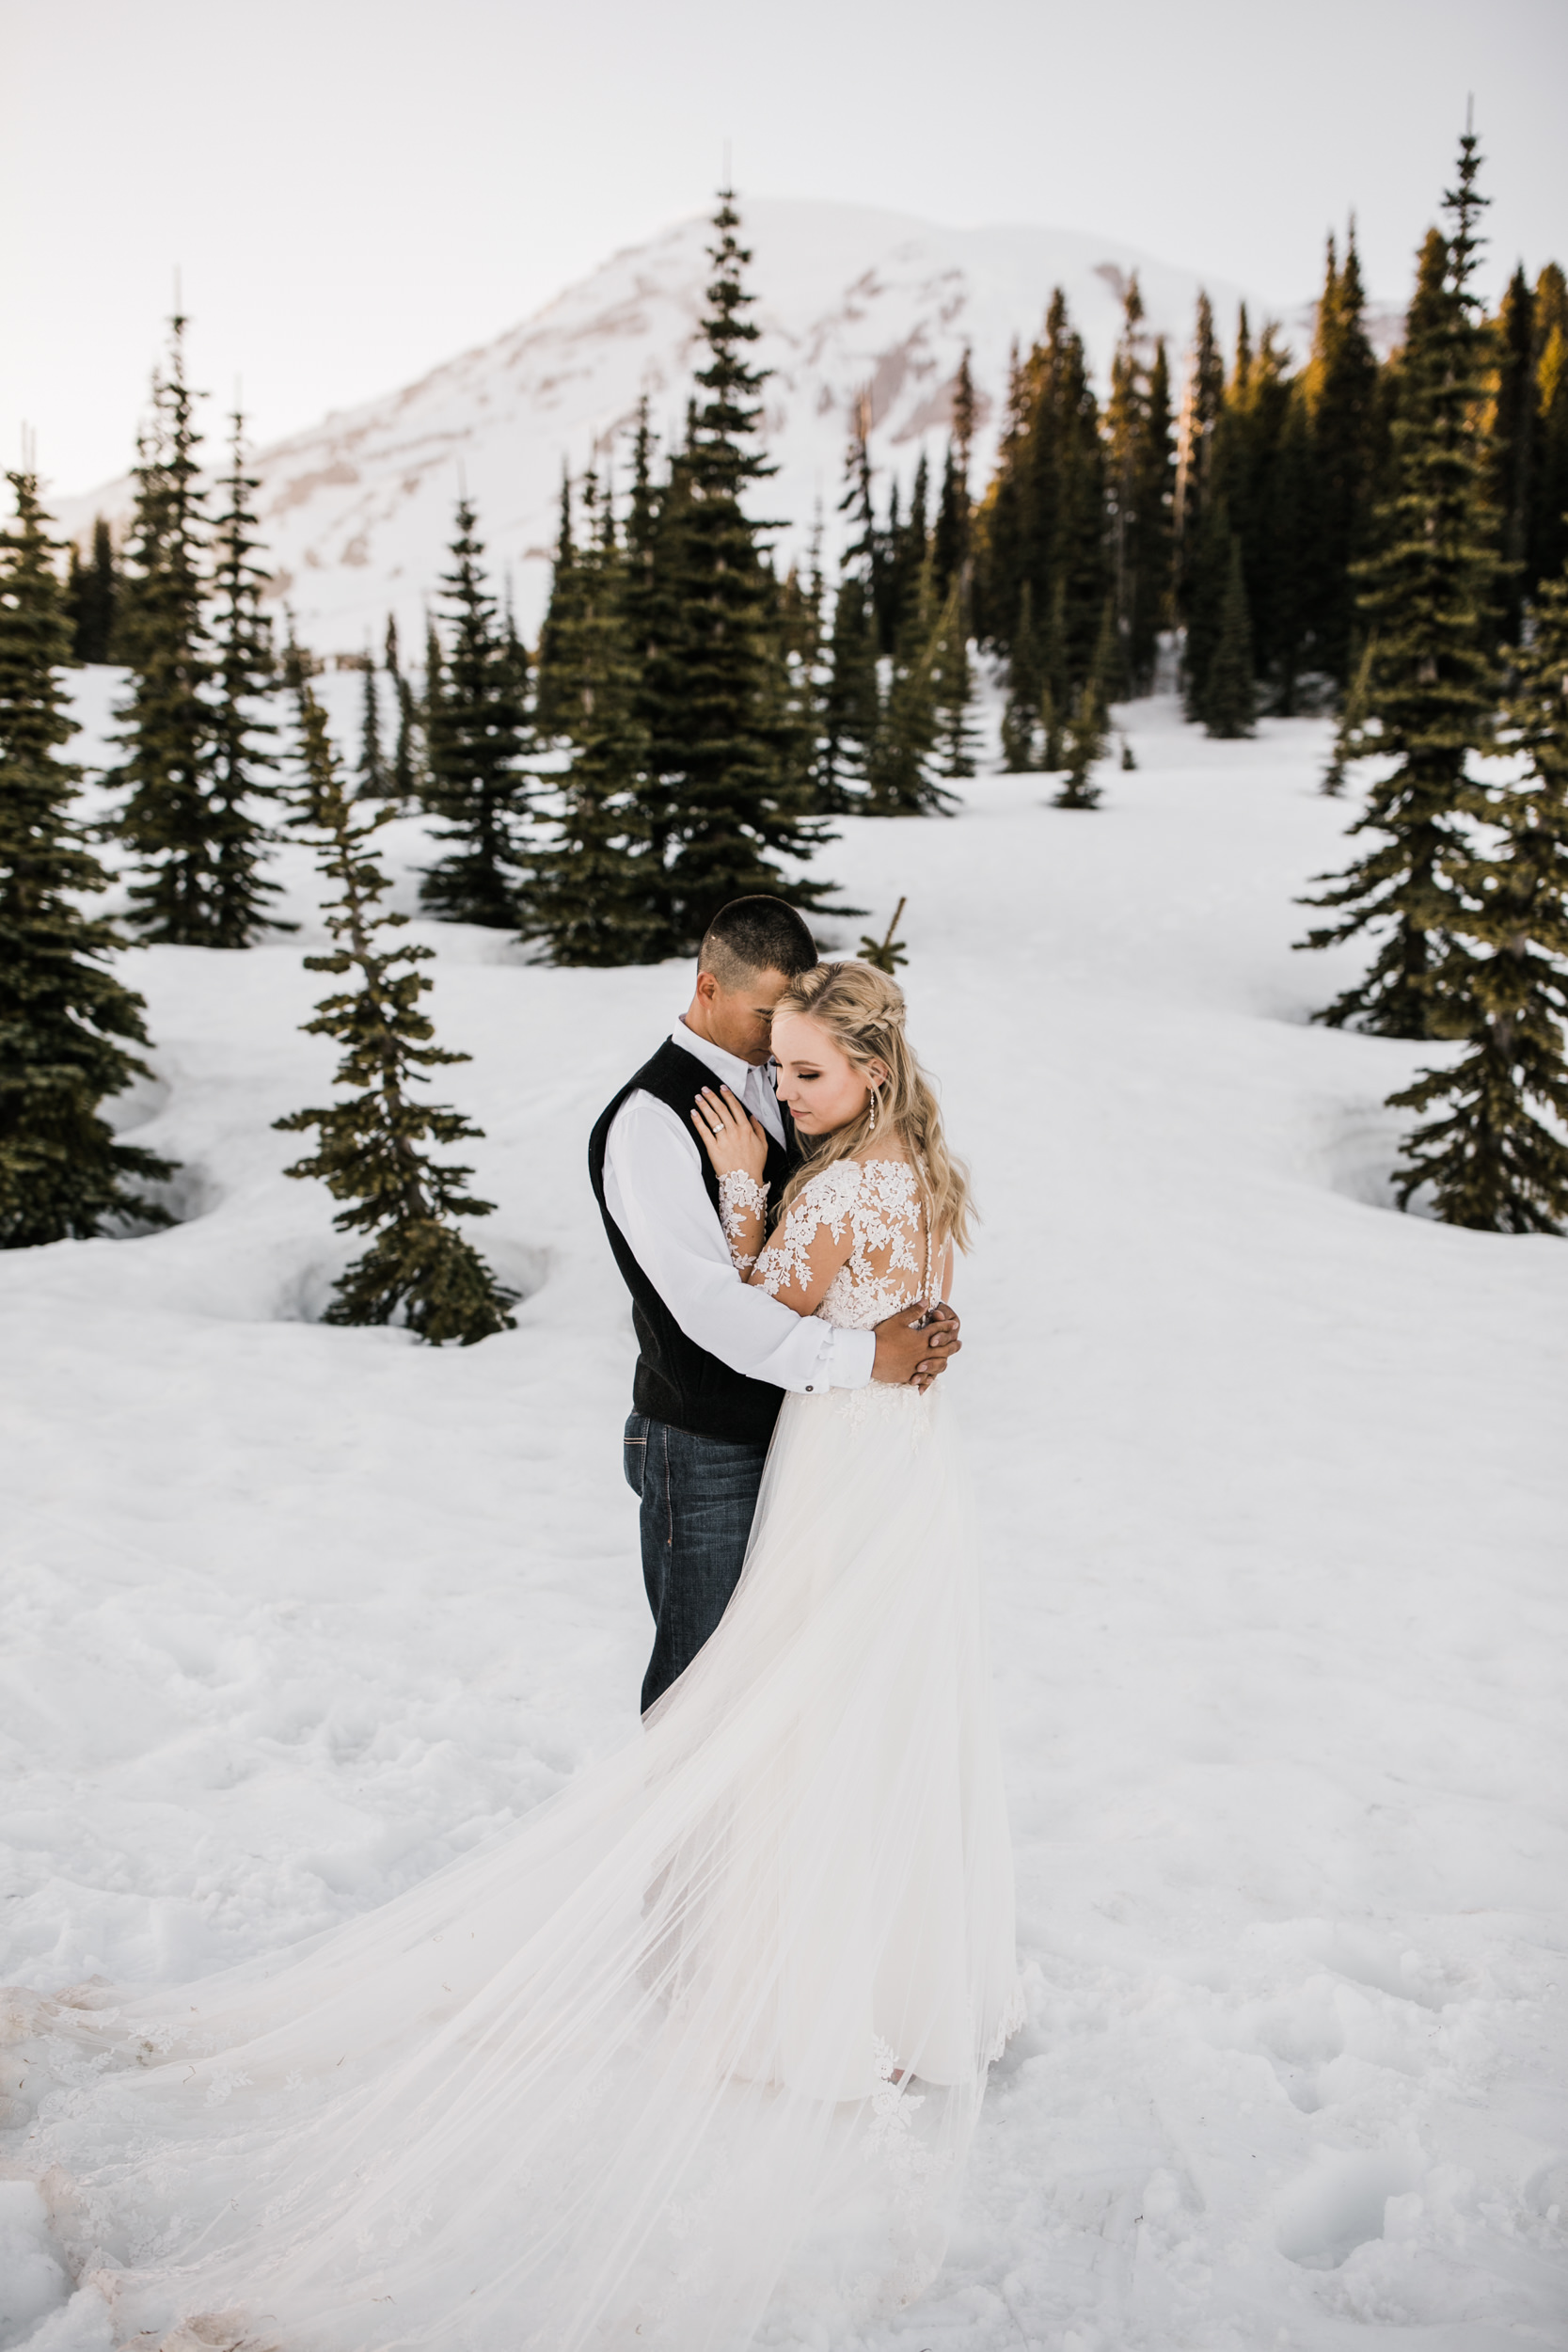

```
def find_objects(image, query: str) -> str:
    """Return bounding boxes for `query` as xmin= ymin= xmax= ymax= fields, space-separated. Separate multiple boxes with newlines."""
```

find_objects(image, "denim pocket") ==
xmin=623 ymin=1411 xmax=649 ymax=1497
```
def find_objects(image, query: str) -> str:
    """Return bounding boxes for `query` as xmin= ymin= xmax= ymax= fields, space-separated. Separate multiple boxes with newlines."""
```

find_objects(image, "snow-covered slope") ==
xmin=2 ymin=682 xmax=1564 ymax=2347
xmin=56 ymin=200 xmax=1279 ymax=656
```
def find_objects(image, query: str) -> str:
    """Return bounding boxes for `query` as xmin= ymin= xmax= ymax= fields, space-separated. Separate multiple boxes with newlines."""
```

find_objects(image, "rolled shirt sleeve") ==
xmin=602 ymin=1091 xmax=875 ymax=1393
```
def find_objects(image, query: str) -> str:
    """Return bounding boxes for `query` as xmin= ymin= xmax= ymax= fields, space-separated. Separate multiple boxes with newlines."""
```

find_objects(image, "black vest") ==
xmin=588 ymin=1038 xmax=796 ymax=1445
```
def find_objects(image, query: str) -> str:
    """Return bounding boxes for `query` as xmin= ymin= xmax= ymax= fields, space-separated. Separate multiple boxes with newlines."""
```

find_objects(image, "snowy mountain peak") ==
xmin=61 ymin=199 xmax=1287 ymax=653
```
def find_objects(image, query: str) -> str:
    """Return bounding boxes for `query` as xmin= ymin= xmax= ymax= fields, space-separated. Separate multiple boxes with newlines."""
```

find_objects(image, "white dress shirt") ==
xmin=601 ymin=1021 xmax=876 ymax=1396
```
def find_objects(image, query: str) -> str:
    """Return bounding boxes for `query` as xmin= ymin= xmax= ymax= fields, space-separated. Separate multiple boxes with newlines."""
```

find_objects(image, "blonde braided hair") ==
xmin=772 ymin=961 xmax=974 ymax=1254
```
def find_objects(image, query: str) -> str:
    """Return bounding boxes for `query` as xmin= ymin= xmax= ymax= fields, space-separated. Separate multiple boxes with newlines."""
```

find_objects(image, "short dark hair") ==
xmin=699 ymin=898 xmax=819 ymax=989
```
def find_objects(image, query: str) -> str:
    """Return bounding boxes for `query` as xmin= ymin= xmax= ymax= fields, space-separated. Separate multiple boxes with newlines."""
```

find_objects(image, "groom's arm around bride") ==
xmin=587 ymin=898 xmax=961 ymax=1711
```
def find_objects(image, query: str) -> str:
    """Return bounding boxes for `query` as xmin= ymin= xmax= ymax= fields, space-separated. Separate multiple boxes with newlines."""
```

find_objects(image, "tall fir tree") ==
xmin=644 ymin=190 xmax=834 ymax=942
xmin=384 ymin=615 xmax=420 ymax=803
xmin=277 ymin=672 xmax=515 ymax=1343
xmin=1000 ymin=580 xmax=1043 ymax=770
xmin=357 ymin=660 xmax=388 ymax=796
xmin=208 ymin=409 xmax=286 ymax=945
xmin=1388 ymin=559 xmax=1568 ymax=1230
xmin=1488 ymin=262 xmax=1537 ymax=644
xmin=1304 ymin=225 xmax=1380 ymax=688
xmin=1175 ymin=293 xmax=1225 ymax=631
xmin=1301 ymin=131 xmax=1509 ymax=1037
xmin=420 ymin=497 xmax=532 ymax=927
xmin=1530 ymin=264 xmax=1568 ymax=596
xmin=1 ymin=469 xmax=175 ymax=1245
xmin=1202 ymin=534 xmax=1257 ymax=737
xmin=524 ymin=472 xmax=662 ymax=963
xmin=1104 ymin=279 xmax=1174 ymax=694
xmin=932 ymin=348 xmax=975 ymax=601
xmin=864 ymin=555 xmax=953 ymax=816
xmin=928 ymin=577 xmax=978 ymax=780
xmin=1054 ymin=675 xmax=1107 ymax=809
xmin=66 ymin=516 xmax=119 ymax=665
xmin=113 ymin=310 xmax=221 ymax=943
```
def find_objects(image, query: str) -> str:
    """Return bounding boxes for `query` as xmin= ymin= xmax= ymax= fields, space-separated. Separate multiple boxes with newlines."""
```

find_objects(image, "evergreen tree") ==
xmin=864 ymin=555 xmax=954 ymax=816
xmin=532 ymin=469 xmax=582 ymax=742
xmin=420 ymin=497 xmax=532 ymax=927
xmin=524 ymin=474 xmax=662 ymax=964
xmin=932 ymin=348 xmax=975 ymax=601
xmin=0 ymin=469 xmax=175 ymax=1246
xmin=208 ymin=409 xmax=286 ymax=945
xmin=1388 ymin=561 xmax=1568 ymax=1230
xmin=1304 ymin=226 xmax=1380 ymax=687
xmin=1203 ymin=535 xmax=1257 ymax=738
xmin=384 ymin=615 xmax=420 ymax=803
xmin=277 ymin=673 xmax=515 ymax=1343
xmin=822 ymin=561 xmax=879 ymax=806
xmin=858 ymin=895 xmax=909 ymax=973
xmin=1105 ymin=280 xmax=1174 ymax=694
xmin=113 ymin=310 xmax=220 ymax=943
xmin=1054 ymin=676 xmax=1107 ymax=809
xmin=972 ymin=290 xmax=1107 ymax=691
xmin=1000 ymin=580 xmax=1043 ymax=770
xmin=1182 ymin=490 xmax=1232 ymax=718
xmin=928 ymin=577 xmax=978 ymax=779
xmin=1175 ymin=293 xmax=1225 ymax=629
xmin=357 ymin=660 xmax=388 ymax=795
xmin=1488 ymin=262 xmax=1537 ymax=644
xmin=645 ymin=190 xmax=834 ymax=941
xmin=1301 ymin=132 xmax=1509 ymax=1037
xmin=66 ymin=516 xmax=119 ymax=665
xmin=1528 ymin=264 xmax=1568 ymax=597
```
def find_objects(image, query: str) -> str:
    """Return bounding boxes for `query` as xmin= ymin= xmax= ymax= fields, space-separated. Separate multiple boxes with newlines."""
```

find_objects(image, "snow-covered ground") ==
xmin=3 ymin=675 xmax=1564 ymax=2349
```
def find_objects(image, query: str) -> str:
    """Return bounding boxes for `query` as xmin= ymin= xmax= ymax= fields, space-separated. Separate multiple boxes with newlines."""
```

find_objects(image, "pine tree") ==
xmin=66 ymin=516 xmax=119 ymax=665
xmin=1300 ymin=130 xmax=1508 ymax=1038
xmin=1 ymin=469 xmax=176 ymax=1246
xmin=1182 ymin=490 xmax=1232 ymax=719
xmin=420 ymin=497 xmax=532 ymax=927
xmin=931 ymin=349 xmax=974 ymax=601
xmin=113 ymin=310 xmax=220 ymax=943
xmin=1054 ymin=675 xmax=1107 ymax=809
xmin=647 ymin=190 xmax=834 ymax=940
xmin=864 ymin=555 xmax=953 ymax=816
xmin=208 ymin=409 xmax=286 ymax=945
xmin=822 ymin=561 xmax=879 ymax=806
xmin=1202 ymin=535 xmax=1257 ymax=737
xmin=357 ymin=660 xmax=388 ymax=796
xmin=1000 ymin=579 xmax=1043 ymax=770
xmin=1530 ymin=265 xmax=1568 ymax=596
xmin=1175 ymin=293 xmax=1225 ymax=630
xmin=276 ymin=672 xmax=515 ymax=1343
xmin=1388 ymin=562 xmax=1568 ymax=1230
xmin=524 ymin=473 xmax=662 ymax=964
xmin=1105 ymin=281 xmax=1174 ymax=694
xmin=1305 ymin=226 xmax=1380 ymax=687
xmin=532 ymin=470 xmax=582 ymax=742
xmin=929 ymin=577 xmax=978 ymax=779
xmin=858 ymin=896 xmax=909 ymax=973
xmin=384 ymin=615 xmax=420 ymax=803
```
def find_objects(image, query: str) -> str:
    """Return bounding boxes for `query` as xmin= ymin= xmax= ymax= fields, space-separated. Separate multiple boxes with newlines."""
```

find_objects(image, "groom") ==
xmin=588 ymin=897 xmax=962 ymax=1712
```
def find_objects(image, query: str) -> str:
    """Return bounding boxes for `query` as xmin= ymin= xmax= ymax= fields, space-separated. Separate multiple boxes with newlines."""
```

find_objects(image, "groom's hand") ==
xmin=871 ymin=1299 xmax=962 ymax=1389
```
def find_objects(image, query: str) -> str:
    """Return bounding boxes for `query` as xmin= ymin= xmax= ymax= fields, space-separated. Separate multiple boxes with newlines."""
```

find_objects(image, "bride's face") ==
xmin=771 ymin=1012 xmax=887 ymax=1137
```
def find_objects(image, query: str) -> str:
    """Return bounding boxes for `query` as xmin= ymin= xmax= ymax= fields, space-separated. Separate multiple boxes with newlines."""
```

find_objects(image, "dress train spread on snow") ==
xmin=4 ymin=1161 xmax=1020 ymax=2349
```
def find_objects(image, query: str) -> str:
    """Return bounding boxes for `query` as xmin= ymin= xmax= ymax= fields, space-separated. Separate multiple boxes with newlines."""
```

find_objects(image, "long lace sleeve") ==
xmin=752 ymin=1158 xmax=932 ymax=1328
xmin=750 ymin=1163 xmax=863 ymax=1313
xmin=717 ymin=1170 xmax=768 ymax=1274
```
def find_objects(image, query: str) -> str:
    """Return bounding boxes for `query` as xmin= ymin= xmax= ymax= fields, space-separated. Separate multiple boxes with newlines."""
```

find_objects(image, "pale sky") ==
xmin=7 ymin=0 xmax=1565 ymax=501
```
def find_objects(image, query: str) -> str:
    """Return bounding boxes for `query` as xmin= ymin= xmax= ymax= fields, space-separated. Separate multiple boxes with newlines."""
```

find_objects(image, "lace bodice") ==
xmin=719 ymin=1157 xmax=932 ymax=1330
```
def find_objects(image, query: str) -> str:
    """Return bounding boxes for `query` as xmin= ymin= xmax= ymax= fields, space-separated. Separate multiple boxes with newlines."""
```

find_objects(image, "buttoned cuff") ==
xmin=802 ymin=1324 xmax=875 ymax=1393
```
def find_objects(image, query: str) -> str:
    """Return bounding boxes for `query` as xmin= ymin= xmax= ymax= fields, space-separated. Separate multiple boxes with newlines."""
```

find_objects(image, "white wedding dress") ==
xmin=4 ymin=1158 xmax=1020 ymax=2351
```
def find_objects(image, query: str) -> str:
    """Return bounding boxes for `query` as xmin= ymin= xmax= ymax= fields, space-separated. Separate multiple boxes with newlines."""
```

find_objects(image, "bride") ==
xmin=5 ymin=961 xmax=1020 ymax=2351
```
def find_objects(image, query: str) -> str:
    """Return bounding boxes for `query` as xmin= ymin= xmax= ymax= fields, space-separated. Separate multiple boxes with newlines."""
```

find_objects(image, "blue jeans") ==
xmin=623 ymin=1412 xmax=769 ymax=1713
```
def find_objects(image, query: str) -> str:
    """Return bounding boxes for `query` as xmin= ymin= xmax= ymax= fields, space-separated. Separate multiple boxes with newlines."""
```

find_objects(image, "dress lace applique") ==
xmin=757 ymin=1157 xmax=929 ymax=1330
xmin=716 ymin=1170 xmax=768 ymax=1273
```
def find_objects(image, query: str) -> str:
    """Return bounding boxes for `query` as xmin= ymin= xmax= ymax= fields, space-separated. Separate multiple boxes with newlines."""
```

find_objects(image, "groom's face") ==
xmin=696 ymin=965 xmax=791 ymax=1066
